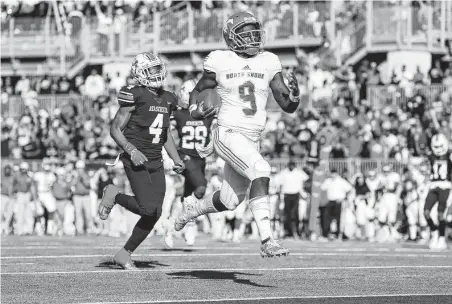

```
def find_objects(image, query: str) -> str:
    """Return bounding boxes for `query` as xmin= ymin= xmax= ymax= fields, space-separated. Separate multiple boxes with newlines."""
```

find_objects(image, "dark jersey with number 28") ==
xmin=172 ymin=108 xmax=214 ymax=158
xmin=117 ymin=85 xmax=177 ymax=159
xmin=428 ymin=152 xmax=452 ymax=182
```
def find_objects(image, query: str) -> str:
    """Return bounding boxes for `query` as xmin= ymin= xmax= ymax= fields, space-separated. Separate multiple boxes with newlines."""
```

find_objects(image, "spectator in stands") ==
xmin=84 ymin=69 xmax=106 ymax=100
xmin=73 ymin=73 xmax=85 ymax=94
xmin=329 ymin=140 xmax=348 ymax=159
xmin=442 ymin=68 xmax=452 ymax=86
xmin=36 ymin=75 xmax=52 ymax=94
xmin=413 ymin=66 xmax=425 ymax=84
xmin=109 ymin=72 xmax=125 ymax=94
xmin=58 ymin=76 xmax=71 ymax=94
xmin=15 ymin=75 xmax=30 ymax=95
xmin=94 ymin=2 xmax=112 ymax=56
xmin=113 ymin=8 xmax=126 ymax=55
xmin=429 ymin=60 xmax=443 ymax=84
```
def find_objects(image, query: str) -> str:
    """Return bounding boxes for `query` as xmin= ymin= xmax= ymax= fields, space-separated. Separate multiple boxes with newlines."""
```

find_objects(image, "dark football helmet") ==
xmin=222 ymin=11 xmax=265 ymax=56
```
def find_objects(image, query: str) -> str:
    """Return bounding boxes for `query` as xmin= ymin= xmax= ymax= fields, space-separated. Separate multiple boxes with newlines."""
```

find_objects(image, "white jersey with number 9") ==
xmin=204 ymin=50 xmax=282 ymax=141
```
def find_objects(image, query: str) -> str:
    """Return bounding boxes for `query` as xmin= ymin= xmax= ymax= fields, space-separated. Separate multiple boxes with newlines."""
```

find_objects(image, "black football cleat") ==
xmin=98 ymin=185 xmax=120 ymax=220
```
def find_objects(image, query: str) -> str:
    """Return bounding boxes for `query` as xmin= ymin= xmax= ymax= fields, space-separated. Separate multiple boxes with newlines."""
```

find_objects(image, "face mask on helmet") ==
xmin=131 ymin=53 xmax=166 ymax=88
xmin=225 ymin=21 xmax=265 ymax=56
xmin=431 ymin=134 xmax=449 ymax=156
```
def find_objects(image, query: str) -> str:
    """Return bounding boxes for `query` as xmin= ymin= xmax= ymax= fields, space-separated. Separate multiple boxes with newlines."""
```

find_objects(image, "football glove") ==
xmin=189 ymin=101 xmax=217 ymax=120
xmin=130 ymin=149 xmax=148 ymax=166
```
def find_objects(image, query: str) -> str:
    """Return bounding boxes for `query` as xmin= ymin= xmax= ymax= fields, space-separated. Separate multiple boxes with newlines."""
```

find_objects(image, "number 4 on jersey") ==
xmin=149 ymin=114 xmax=163 ymax=143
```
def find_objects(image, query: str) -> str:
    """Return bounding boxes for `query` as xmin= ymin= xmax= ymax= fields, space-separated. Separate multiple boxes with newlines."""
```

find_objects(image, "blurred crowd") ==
xmin=2 ymin=157 xmax=452 ymax=245
xmin=262 ymin=58 xmax=452 ymax=161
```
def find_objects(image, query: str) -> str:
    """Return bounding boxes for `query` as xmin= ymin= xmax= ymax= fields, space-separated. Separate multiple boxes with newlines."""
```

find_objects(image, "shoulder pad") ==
xmin=262 ymin=51 xmax=282 ymax=79
xmin=204 ymin=50 xmax=227 ymax=73
xmin=117 ymin=86 xmax=136 ymax=106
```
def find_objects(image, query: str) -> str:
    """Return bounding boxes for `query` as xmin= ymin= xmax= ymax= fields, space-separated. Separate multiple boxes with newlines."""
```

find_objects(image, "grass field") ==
xmin=1 ymin=235 xmax=452 ymax=304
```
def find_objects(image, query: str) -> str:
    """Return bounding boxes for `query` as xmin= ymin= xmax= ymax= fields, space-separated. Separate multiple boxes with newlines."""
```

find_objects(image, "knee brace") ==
xmin=250 ymin=177 xmax=270 ymax=199
xmin=193 ymin=186 xmax=207 ymax=200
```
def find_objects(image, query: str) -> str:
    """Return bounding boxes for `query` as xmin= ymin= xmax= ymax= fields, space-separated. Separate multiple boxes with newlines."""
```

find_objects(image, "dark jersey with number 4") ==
xmin=428 ymin=152 xmax=452 ymax=182
xmin=172 ymin=108 xmax=214 ymax=158
xmin=117 ymin=85 xmax=177 ymax=159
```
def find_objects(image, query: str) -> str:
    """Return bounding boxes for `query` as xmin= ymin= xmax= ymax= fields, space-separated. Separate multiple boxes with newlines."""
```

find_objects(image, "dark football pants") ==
xmin=425 ymin=187 xmax=451 ymax=215
xmin=322 ymin=200 xmax=342 ymax=237
xmin=283 ymin=193 xmax=300 ymax=237
xmin=182 ymin=155 xmax=207 ymax=198
xmin=116 ymin=155 xmax=166 ymax=217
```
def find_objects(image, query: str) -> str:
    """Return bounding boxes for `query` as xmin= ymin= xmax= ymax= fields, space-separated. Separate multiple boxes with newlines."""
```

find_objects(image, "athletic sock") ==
xmin=249 ymin=196 xmax=272 ymax=242
xmin=124 ymin=215 xmax=158 ymax=253
xmin=409 ymin=225 xmax=417 ymax=240
xmin=195 ymin=191 xmax=225 ymax=215
xmin=438 ymin=220 xmax=446 ymax=237
xmin=115 ymin=194 xmax=141 ymax=215
xmin=426 ymin=218 xmax=438 ymax=231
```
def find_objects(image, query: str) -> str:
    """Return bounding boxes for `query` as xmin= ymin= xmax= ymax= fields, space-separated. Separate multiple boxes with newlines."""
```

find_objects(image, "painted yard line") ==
xmin=0 ymin=262 xmax=35 ymax=266
xmin=2 ymin=265 xmax=452 ymax=276
xmin=76 ymin=294 xmax=452 ymax=304
xmin=1 ymin=252 xmax=449 ymax=260
xmin=0 ymin=246 xmax=248 ymax=250
xmin=2 ymin=246 xmax=448 ymax=253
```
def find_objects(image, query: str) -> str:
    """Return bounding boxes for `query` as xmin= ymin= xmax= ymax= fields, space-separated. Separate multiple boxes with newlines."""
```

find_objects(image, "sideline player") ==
xmin=424 ymin=133 xmax=451 ymax=249
xmin=97 ymin=53 xmax=185 ymax=269
xmin=377 ymin=165 xmax=402 ymax=242
xmin=33 ymin=160 xmax=57 ymax=235
xmin=173 ymin=12 xmax=300 ymax=257
xmin=165 ymin=79 xmax=215 ymax=247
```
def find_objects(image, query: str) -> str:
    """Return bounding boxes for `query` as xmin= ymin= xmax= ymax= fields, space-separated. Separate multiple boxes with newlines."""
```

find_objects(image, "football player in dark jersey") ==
xmin=424 ymin=133 xmax=451 ymax=250
xmin=97 ymin=53 xmax=185 ymax=269
xmin=164 ymin=79 xmax=215 ymax=247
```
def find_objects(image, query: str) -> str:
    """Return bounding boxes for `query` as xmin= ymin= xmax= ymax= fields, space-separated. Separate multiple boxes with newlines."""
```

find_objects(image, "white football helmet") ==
xmin=178 ymin=79 xmax=197 ymax=108
xmin=130 ymin=52 xmax=166 ymax=88
xmin=431 ymin=133 xmax=449 ymax=156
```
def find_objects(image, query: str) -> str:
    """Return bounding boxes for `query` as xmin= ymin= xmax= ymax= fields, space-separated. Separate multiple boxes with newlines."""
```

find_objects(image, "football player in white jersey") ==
xmin=377 ymin=165 xmax=402 ymax=242
xmin=33 ymin=160 xmax=57 ymax=235
xmin=173 ymin=11 xmax=300 ymax=257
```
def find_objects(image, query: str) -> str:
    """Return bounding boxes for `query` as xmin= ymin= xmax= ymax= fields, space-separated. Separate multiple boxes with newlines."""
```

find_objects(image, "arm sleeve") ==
xmin=267 ymin=53 xmax=283 ymax=81
xmin=117 ymin=86 xmax=136 ymax=107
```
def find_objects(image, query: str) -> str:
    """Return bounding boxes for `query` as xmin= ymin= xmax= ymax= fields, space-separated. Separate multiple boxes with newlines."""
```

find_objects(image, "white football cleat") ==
xmin=174 ymin=196 xmax=200 ymax=231
xmin=164 ymin=232 xmax=174 ymax=248
xmin=260 ymin=239 xmax=289 ymax=258
xmin=435 ymin=237 xmax=447 ymax=250
xmin=429 ymin=230 xmax=439 ymax=249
